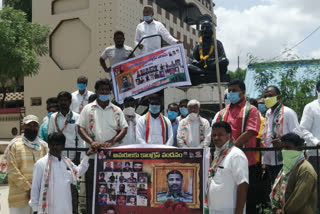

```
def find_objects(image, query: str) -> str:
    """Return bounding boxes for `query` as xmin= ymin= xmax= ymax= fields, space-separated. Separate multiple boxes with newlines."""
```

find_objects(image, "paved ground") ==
xmin=0 ymin=185 xmax=9 ymax=214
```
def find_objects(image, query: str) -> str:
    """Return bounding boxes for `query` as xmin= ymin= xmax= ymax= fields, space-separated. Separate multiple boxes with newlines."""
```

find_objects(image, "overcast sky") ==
xmin=214 ymin=0 xmax=320 ymax=70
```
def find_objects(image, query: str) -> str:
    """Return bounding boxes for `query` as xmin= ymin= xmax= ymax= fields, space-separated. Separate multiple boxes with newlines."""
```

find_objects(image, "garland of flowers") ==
xmin=199 ymin=35 xmax=214 ymax=68
xmin=54 ymin=112 xmax=73 ymax=133
xmin=180 ymin=117 xmax=205 ymax=145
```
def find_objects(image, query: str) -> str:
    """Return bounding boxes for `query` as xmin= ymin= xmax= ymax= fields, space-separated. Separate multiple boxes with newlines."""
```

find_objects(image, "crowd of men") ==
xmin=2 ymin=3 xmax=320 ymax=214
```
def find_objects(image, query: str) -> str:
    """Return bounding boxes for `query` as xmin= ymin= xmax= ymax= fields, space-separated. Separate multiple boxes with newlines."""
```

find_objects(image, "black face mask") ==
xmin=24 ymin=129 xmax=38 ymax=141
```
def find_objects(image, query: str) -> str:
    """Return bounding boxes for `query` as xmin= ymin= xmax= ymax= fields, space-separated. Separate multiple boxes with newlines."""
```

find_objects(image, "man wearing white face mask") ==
xmin=300 ymin=80 xmax=320 ymax=172
xmin=135 ymin=5 xmax=180 ymax=55
xmin=136 ymin=94 xmax=173 ymax=145
xmin=177 ymin=99 xmax=211 ymax=148
xmin=121 ymin=96 xmax=141 ymax=145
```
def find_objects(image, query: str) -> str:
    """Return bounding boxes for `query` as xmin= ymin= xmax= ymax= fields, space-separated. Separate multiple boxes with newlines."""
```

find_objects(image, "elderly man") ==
xmin=157 ymin=170 xmax=192 ymax=202
xmin=29 ymin=132 xmax=95 ymax=214
xmin=136 ymin=94 xmax=173 ymax=145
xmin=214 ymin=80 xmax=260 ymax=213
xmin=6 ymin=115 xmax=48 ymax=214
xmin=206 ymin=121 xmax=248 ymax=214
xmin=100 ymin=31 xmax=134 ymax=74
xmin=177 ymin=99 xmax=211 ymax=148
xmin=135 ymin=5 xmax=179 ymax=55
xmin=48 ymin=91 xmax=84 ymax=162
xmin=261 ymin=86 xmax=300 ymax=182
xmin=270 ymin=133 xmax=317 ymax=214
xmin=70 ymin=76 xmax=94 ymax=114
xmin=122 ymin=96 xmax=141 ymax=145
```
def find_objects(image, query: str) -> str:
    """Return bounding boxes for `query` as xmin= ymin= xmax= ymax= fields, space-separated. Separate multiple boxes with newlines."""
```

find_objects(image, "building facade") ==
xmin=25 ymin=0 xmax=215 ymax=119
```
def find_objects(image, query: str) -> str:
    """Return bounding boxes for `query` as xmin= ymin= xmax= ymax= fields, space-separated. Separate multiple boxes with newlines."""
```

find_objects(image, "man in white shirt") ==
xmin=300 ymin=80 xmax=320 ymax=171
xmin=135 ymin=5 xmax=180 ymax=55
xmin=70 ymin=76 xmax=94 ymax=114
xmin=48 ymin=91 xmax=84 ymax=162
xmin=29 ymin=132 xmax=95 ymax=214
xmin=77 ymin=78 xmax=128 ymax=149
xmin=177 ymin=99 xmax=211 ymax=148
xmin=100 ymin=31 xmax=135 ymax=73
xmin=261 ymin=86 xmax=300 ymax=182
xmin=136 ymin=94 xmax=173 ymax=145
xmin=121 ymin=96 xmax=141 ymax=145
xmin=206 ymin=121 xmax=248 ymax=214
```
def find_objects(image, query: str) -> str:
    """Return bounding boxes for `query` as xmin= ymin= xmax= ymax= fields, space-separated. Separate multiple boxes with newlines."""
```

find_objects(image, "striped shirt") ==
xmin=7 ymin=138 xmax=47 ymax=208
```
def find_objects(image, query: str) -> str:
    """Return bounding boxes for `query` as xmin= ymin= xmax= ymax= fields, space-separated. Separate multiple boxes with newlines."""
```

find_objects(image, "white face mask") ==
xmin=317 ymin=91 xmax=320 ymax=102
xmin=123 ymin=107 xmax=135 ymax=116
xmin=188 ymin=113 xmax=199 ymax=121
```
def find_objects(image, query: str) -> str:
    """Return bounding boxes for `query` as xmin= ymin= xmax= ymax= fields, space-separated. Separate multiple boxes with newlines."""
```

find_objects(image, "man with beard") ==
xmin=48 ymin=91 xmax=84 ymax=162
xmin=157 ymin=170 xmax=192 ymax=202
xmin=6 ymin=115 xmax=48 ymax=214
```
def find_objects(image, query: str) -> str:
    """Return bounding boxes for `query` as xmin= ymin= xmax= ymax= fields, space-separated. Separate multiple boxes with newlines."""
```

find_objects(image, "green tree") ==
xmin=228 ymin=68 xmax=247 ymax=81
xmin=0 ymin=6 xmax=50 ymax=107
xmin=4 ymin=0 xmax=32 ymax=22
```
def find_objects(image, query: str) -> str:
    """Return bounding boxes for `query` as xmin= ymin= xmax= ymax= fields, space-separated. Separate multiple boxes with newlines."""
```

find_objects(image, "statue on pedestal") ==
xmin=188 ymin=20 xmax=230 ymax=85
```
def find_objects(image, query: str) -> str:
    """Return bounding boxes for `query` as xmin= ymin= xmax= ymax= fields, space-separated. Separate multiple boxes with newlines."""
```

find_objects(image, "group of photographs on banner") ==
xmin=93 ymin=148 xmax=209 ymax=214
xmin=111 ymin=44 xmax=191 ymax=104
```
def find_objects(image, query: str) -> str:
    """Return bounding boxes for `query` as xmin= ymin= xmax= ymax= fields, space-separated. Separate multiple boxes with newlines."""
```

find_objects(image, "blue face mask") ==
xmin=143 ymin=16 xmax=152 ymax=22
xmin=149 ymin=104 xmax=160 ymax=114
xmin=98 ymin=94 xmax=110 ymax=102
xmin=77 ymin=83 xmax=87 ymax=91
xmin=47 ymin=112 xmax=53 ymax=119
xmin=179 ymin=107 xmax=188 ymax=116
xmin=227 ymin=92 xmax=240 ymax=104
xmin=258 ymin=103 xmax=267 ymax=113
xmin=167 ymin=111 xmax=178 ymax=120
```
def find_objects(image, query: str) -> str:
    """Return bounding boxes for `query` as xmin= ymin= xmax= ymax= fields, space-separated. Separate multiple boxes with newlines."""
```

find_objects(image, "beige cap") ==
xmin=23 ymin=115 xmax=39 ymax=124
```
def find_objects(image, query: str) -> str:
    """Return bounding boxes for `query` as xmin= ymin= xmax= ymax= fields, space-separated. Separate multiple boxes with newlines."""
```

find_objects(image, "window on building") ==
xmin=148 ymin=0 xmax=153 ymax=5
xmin=140 ymin=0 xmax=143 ymax=4
xmin=180 ymin=20 xmax=184 ymax=28
xmin=177 ymin=31 xmax=181 ymax=39
xmin=165 ymin=11 xmax=170 ymax=19
xmin=170 ymin=27 xmax=174 ymax=36
xmin=173 ymin=16 xmax=177 ymax=24
xmin=187 ymin=25 xmax=190 ymax=32
xmin=31 ymin=97 xmax=42 ymax=106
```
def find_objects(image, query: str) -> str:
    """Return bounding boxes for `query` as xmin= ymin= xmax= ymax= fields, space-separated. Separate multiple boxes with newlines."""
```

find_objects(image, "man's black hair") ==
xmin=77 ymin=76 xmax=88 ymax=84
xmin=266 ymin=85 xmax=281 ymax=95
xmin=148 ymin=93 xmax=161 ymax=102
xmin=249 ymin=98 xmax=258 ymax=108
xmin=114 ymin=31 xmax=124 ymax=38
xmin=48 ymin=132 xmax=66 ymax=145
xmin=212 ymin=121 xmax=232 ymax=134
xmin=57 ymin=91 xmax=72 ymax=101
xmin=167 ymin=170 xmax=183 ymax=179
xmin=228 ymin=80 xmax=246 ymax=91
xmin=46 ymin=97 xmax=58 ymax=105
xmin=168 ymin=102 xmax=178 ymax=109
xmin=280 ymin=133 xmax=304 ymax=147
xmin=95 ymin=78 xmax=113 ymax=91
xmin=124 ymin=96 xmax=135 ymax=103
xmin=179 ymin=99 xmax=189 ymax=105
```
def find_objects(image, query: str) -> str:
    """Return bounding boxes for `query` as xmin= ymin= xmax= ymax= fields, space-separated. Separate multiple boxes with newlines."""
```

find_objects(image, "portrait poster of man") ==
xmin=111 ymin=44 xmax=191 ymax=104
xmin=92 ymin=148 xmax=209 ymax=214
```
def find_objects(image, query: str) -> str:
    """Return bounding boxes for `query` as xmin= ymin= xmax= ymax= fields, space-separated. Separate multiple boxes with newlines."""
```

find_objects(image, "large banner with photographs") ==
xmin=111 ymin=44 xmax=191 ymax=104
xmin=93 ymin=148 xmax=210 ymax=214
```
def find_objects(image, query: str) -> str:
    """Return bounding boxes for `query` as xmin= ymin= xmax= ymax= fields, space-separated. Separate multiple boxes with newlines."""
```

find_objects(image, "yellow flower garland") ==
xmin=199 ymin=35 xmax=214 ymax=68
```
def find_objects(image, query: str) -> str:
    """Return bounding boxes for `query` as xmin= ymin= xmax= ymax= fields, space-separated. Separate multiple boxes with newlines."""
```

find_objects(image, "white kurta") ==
xmin=135 ymin=20 xmax=178 ymax=55
xmin=29 ymin=154 xmax=90 ymax=214
xmin=48 ymin=111 xmax=85 ymax=160
xmin=70 ymin=90 xmax=94 ymax=114
xmin=177 ymin=116 xmax=211 ymax=148
xmin=300 ymin=99 xmax=320 ymax=157
xmin=262 ymin=106 xmax=300 ymax=165
xmin=136 ymin=113 xmax=173 ymax=146
xmin=208 ymin=146 xmax=248 ymax=214
xmin=121 ymin=113 xmax=141 ymax=146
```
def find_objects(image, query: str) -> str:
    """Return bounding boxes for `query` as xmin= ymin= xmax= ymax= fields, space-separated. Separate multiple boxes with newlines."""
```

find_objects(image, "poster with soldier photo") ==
xmin=93 ymin=148 xmax=209 ymax=214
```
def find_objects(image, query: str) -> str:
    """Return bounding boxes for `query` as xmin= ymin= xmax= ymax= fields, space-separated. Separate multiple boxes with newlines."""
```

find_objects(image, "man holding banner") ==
xmin=136 ymin=94 xmax=173 ymax=146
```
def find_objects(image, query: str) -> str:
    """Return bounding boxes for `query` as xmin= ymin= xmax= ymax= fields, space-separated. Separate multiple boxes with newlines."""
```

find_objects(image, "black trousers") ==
xmin=246 ymin=165 xmax=259 ymax=214
xmin=85 ymin=159 xmax=95 ymax=214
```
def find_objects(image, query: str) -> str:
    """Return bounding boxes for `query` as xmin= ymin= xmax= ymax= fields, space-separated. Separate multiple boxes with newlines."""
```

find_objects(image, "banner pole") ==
xmin=213 ymin=24 xmax=223 ymax=110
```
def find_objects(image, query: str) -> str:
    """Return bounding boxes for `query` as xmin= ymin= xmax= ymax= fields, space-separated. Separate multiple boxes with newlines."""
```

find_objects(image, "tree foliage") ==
xmin=4 ymin=0 xmax=32 ymax=22
xmin=247 ymin=53 xmax=320 ymax=119
xmin=228 ymin=68 xmax=247 ymax=81
xmin=0 ymin=7 xmax=50 ymax=107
